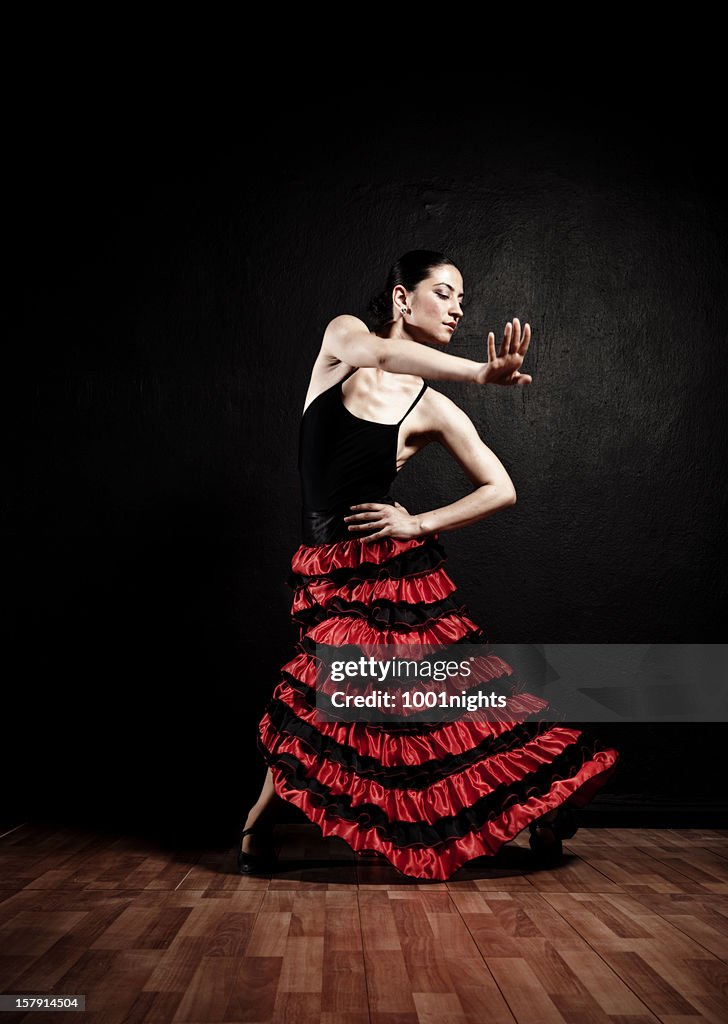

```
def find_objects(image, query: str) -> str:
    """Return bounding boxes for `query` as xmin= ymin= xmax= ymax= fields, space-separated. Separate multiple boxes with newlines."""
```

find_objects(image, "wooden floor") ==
xmin=1 ymin=822 xmax=727 ymax=1023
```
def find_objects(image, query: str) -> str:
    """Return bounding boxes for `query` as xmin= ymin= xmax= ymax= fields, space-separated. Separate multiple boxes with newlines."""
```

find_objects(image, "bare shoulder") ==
xmin=301 ymin=314 xmax=370 ymax=414
xmin=322 ymin=313 xmax=370 ymax=352
xmin=419 ymin=386 xmax=478 ymax=439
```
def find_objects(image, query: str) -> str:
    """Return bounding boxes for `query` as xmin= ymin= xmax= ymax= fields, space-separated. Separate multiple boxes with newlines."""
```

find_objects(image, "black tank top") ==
xmin=298 ymin=367 xmax=429 ymax=545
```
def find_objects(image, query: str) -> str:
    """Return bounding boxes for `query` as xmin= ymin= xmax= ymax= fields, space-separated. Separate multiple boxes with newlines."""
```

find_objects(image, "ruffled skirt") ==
xmin=256 ymin=532 xmax=619 ymax=881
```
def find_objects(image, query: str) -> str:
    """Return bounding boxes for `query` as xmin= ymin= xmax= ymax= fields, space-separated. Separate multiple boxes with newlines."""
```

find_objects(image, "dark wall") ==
xmin=7 ymin=79 xmax=727 ymax=841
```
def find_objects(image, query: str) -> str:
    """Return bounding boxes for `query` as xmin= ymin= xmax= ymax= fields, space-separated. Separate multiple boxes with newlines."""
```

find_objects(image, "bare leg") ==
xmin=240 ymin=768 xmax=284 ymax=854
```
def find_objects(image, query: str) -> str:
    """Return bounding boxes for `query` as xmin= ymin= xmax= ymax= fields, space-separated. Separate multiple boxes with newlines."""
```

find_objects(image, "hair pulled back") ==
xmin=366 ymin=249 xmax=459 ymax=329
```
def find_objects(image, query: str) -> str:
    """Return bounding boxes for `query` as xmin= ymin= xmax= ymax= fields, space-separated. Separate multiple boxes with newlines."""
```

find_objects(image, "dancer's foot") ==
xmin=240 ymin=823 xmax=270 ymax=856
xmin=240 ymin=809 xmax=275 ymax=855
xmin=237 ymin=808 xmax=278 ymax=874
xmin=528 ymin=804 xmax=579 ymax=867
xmin=239 ymin=819 xmax=276 ymax=876
xmin=237 ymin=769 xmax=283 ymax=874
xmin=528 ymin=809 xmax=562 ymax=867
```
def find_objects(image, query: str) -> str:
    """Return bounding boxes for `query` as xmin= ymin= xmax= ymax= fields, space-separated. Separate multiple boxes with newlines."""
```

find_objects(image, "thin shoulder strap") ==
xmin=397 ymin=381 xmax=428 ymax=426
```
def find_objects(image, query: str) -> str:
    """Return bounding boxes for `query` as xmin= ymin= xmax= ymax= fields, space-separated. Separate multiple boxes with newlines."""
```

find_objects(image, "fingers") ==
xmin=495 ymin=318 xmax=531 ymax=358
xmin=345 ymin=501 xmax=398 ymax=536
xmin=511 ymin=317 xmax=521 ymax=353
xmin=518 ymin=322 xmax=531 ymax=357
xmin=344 ymin=503 xmax=381 ymax=522
xmin=345 ymin=515 xmax=383 ymax=531
xmin=349 ymin=524 xmax=384 ymax=535
xmin=499 ymin=321 xmax=512 ymax=358
xmin=345 ymin=503 xmax=388 ymax=533
xmin=499 ymin=319 xmax=522 ymax=357
xmin=362 ymin=528 xmax=388 ymax=543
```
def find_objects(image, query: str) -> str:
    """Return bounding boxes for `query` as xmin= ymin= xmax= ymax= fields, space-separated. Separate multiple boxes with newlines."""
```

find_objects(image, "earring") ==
xmin=400 ymin=306 xmax=407 ymax=315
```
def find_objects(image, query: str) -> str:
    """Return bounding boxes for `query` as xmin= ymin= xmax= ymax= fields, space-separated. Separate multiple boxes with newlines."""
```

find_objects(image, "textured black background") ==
xmin=7 ymin=70 xmax=727 ymax=842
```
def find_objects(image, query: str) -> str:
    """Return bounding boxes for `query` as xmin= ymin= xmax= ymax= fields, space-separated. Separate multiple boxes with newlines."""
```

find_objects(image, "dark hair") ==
xmin=366 ymin=249 xmax=460 ymax=330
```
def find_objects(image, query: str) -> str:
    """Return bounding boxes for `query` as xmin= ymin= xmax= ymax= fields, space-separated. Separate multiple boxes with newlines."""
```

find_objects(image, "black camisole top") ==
xmin=298 ymin=367 xmax=429 ymax=545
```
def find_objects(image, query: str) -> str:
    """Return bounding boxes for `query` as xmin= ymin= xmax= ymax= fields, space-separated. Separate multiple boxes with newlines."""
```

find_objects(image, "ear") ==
xmin=392 ymin=284 xmax=407 ymax=310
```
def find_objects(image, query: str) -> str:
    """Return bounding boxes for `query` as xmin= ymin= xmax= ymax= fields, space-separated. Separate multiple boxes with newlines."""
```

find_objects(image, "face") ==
xmin=397 ymin=265 xmax=465 ymax=345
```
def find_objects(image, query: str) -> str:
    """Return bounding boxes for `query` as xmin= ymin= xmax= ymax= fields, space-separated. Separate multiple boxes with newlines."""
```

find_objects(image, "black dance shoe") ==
xmin=528 ymin=820 xmax=563 ymax=867
xmin=237 ymin=825 xmax=278 ymax=875
xmin=528 ymin=804 xmax=578 ymax=867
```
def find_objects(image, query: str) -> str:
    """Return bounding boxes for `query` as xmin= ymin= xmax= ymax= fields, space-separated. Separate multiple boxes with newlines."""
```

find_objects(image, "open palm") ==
xmin=482 ymin=317 xmax=532 ymax=386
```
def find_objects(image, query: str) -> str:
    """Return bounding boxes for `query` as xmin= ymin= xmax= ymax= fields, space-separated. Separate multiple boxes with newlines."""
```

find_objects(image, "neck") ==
xmin=376 ymin=323 xmax=435 ymax=347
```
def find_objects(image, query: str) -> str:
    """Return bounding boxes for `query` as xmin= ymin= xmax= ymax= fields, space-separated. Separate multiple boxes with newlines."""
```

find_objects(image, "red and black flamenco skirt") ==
xmin=256 ymin=531 xmax=619 ymax=881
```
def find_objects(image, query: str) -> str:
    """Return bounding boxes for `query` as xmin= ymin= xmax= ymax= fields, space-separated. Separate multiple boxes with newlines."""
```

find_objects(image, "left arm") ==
xmin=344 ymin=390 xmax=517 ymax=542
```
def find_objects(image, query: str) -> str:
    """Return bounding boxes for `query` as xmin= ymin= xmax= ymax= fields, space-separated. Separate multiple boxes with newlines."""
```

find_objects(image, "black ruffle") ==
xmin=263 ymin=693 xmax=555 ymax=788
xmin=287 ymin=535 xmax=449 ymax=589
xmin=291 ymin=592 xmax=470 ymax=630
xmin=256 ymin=730 xmax=613 ymax=850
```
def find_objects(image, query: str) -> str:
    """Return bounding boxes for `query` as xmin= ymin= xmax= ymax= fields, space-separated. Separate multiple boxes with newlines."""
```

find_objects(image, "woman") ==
xmin=239 ymin=250 xmax=619 ymax=881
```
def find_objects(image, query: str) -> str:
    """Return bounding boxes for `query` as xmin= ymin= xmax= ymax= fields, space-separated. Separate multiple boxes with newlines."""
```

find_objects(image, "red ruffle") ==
xmin=258 ymin=531 xmax=620 ymax=880
xmin=261 ymin=718 xmax=598 ymax=824
xmin=268 ymin=749 xmax=618 ymax=881
xmin=291 ymin=566 xmax=458 ymax=616
xmin=290 ymin=533 xmax=442 ymax=577
xmin=263 ymin=678 xmax=550 ymax=764
xmin=304 ymin=610 xmax=483 ymax=649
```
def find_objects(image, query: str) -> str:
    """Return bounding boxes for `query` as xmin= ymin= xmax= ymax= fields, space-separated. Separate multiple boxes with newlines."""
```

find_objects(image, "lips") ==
xmin=444 ymin=322 xmax=457 ymax=331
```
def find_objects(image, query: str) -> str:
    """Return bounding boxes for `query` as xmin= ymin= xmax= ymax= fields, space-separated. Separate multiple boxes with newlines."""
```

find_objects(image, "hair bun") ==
xmin=366 ymin=289 xmax=394 ymax=328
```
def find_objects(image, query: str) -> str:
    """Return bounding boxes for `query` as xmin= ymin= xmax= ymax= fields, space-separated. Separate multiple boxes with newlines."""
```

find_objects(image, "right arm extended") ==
xmin=323 ymin=315 xmax=532 ymax=386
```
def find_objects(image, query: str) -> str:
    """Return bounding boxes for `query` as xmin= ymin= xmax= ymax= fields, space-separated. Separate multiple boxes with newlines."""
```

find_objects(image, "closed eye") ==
xmin=437 ymin=291 xmax=465 ymax=310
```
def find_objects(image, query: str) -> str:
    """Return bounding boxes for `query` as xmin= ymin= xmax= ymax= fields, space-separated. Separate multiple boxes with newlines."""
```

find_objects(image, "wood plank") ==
xmin=0 ymin=822 xmax=726 ymax=1023
xmin=487 ymin=957 xmax=566 ymax=1023
xmin=556 ymin=947 xmax=658 ymax=1017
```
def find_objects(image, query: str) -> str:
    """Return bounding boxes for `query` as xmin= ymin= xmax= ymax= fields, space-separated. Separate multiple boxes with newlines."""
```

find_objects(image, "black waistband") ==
xmin=301 ymin=495 xmax=396 ymax=546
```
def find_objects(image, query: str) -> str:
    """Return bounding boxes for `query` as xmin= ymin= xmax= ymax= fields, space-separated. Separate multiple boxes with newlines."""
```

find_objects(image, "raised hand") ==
xmin=478 ymin=318 xmax=532 ymax=387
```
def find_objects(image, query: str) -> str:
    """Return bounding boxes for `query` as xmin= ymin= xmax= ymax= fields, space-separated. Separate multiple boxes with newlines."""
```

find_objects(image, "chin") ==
xmin=419 ymin=326 xmax=450 ymax=347
xmin=423 ymin=329 xmax=449 ymax=346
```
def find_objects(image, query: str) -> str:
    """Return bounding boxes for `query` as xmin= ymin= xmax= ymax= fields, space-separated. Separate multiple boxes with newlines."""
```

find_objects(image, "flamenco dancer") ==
xmin=239 ymin=250 xmax=619 ymax=881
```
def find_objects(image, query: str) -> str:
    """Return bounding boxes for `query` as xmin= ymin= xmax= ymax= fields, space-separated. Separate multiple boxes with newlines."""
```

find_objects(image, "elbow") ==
xmin=501 ymin=483 xmax=517 ymax=508
xmin=478 ymin=480 xmax=516 ymax=512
